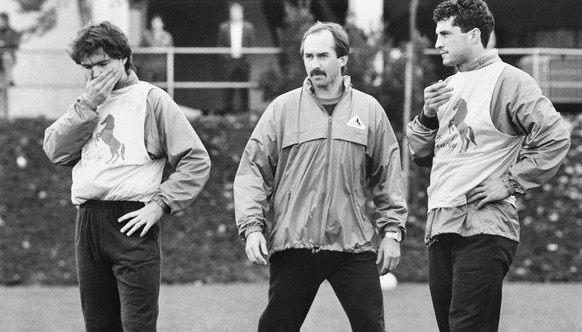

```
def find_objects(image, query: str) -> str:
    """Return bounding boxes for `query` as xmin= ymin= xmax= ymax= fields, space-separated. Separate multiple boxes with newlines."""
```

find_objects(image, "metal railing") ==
xmin=3 ymin=47 xmax=581 ymax=119
xmin=425 ymin=48 xmax=582 ymax=103
xmin=11 ymin=47 xmax=582 ymax=101
xmin=131 ymin=47 xmax=281 ymax=98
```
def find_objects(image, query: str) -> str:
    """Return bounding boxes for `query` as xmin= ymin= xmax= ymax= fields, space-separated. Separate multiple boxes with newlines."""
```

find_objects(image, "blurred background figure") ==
xmin=139 ymin=14 xmax=173 ymax=83
xmin=217 ymin=2 xmax=256 ymax=113
xmin=0 ymin=12 xmax=20 ymax=87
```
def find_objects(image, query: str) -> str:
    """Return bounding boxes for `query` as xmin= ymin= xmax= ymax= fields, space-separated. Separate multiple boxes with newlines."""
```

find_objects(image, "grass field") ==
xmin=0 ymin=282 xmax=580 ymax=331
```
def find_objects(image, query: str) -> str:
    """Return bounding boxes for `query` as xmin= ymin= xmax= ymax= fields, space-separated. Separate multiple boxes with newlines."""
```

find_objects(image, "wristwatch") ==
xmin=384 ymin=230 xmax=402 ymax=242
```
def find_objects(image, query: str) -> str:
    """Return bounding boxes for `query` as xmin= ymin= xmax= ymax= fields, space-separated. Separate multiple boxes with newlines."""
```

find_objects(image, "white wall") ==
xmin=4 ymin=0 xmax=84 ymax=118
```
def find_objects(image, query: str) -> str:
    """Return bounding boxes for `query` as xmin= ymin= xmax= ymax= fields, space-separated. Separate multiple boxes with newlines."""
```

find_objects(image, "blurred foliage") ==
xmin=258 ymin=5 xmax=314 ymax=101
xmin=15 ymin=0 xmax=46 ymax=12
xmin=1 ymin=114 xmax=581 ymax=285
xmin=12 ymin=0 xmax=57 ymax=37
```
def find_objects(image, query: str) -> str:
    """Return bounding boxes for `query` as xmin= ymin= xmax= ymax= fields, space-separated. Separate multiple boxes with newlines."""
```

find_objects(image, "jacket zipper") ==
xmin=314 ymin=115 xmax=333 ymax=253
xmin=311 ymin=87 xmax=347 ymax=253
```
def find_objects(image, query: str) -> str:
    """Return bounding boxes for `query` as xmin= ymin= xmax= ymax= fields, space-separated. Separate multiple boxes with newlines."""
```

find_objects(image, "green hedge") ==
xmin=1 ymin=114 xmax=581 ymax=285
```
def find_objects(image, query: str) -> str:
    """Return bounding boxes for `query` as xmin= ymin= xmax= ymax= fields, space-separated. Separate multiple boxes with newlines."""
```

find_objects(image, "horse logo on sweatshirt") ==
xmin=96 ymin=114 xmax=125 ymax=163
xmin=448 ymin=98 xmax=477 ymax=152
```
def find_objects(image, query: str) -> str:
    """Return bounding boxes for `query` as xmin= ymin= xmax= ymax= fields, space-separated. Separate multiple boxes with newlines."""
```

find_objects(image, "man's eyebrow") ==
xmin=80 ymin=59 xmax=109 ymax=67
xmin=304 ymin=51 xmax=330 ymax=56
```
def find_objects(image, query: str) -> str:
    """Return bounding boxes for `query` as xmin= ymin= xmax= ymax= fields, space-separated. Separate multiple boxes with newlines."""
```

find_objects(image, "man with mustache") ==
xmin=234 ymin=22 xmax=407 ymax=331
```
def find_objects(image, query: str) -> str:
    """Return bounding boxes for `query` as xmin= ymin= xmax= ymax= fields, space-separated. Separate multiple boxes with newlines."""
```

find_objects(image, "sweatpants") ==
xmin=428 ymin=234 xmax=518 ymax=332
xmin=258 ymin=249 xmax=385 ymax=332
xmin=75 ymin=200 xmax=161 ymax=332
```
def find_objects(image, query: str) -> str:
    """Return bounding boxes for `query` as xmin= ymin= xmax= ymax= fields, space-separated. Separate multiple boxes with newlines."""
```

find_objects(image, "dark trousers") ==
xmin=258 ymin=249 xmax=385 ymax=332
xmin=428 ymin=234 xmax=518 ymax=332
xmin=224 ymin=57 xmax=250 ymax=112
xmin=75 ymin=200 xmax=161 ymax=332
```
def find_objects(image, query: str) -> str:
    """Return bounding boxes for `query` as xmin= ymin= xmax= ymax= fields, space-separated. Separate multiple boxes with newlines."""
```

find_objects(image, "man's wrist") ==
xmin=502 ymin=173 xmax=525 ymax=196
xmin=151 ymin=196 xmax=171 ymax=214
xmin=77 ymin=94 xmax=98 ymax=112
xmin=244 ymin=229 xmax=262 ymax=241
xmin=419 ymin=110 xmax=439 ymax=129
xmin=383 ymin=229 xmax=402 ymax=242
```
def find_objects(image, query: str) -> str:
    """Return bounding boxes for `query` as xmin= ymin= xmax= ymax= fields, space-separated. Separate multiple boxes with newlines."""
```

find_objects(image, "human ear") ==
xmin=339 ymin=55 xmax=348 ymax=67
xmin=470 ymin=28 xmax=481 ymax=44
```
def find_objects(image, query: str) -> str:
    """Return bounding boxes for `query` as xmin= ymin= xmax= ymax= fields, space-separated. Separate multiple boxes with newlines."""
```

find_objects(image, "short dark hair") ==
xmin=433 ymin=0 xmax=495 ymax=48
xmin=68 ymin=21 xmax=135 ymax=72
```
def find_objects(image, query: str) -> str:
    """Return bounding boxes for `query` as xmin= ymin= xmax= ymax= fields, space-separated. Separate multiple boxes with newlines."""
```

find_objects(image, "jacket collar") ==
xmin=303 ymin=75 xmax=352 ymax=97
xmin=110 ymin=70 xmax=139 ymax=95
xmin=459 ymin=49 xmax=502 ymax=72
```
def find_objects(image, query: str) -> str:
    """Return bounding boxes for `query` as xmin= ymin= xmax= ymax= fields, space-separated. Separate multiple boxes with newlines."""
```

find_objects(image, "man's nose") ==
xmin=92 ymin=69 xmax=103 ymax=79
xmin=435 ymin=36 xmax=443 ymax=49
xmin=310 ymin=60 xmax=322 ymax=70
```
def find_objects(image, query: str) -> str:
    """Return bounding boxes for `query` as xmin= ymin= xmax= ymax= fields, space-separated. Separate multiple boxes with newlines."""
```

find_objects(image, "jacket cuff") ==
xmin=502 ymin=171 xmax=526 ymax=196
xmin=76 ymin=94 xmax=98 ymax=112
xmin=242 ymin=224 xmax=264 ymax=241
xmin=419 ymin=111 xmax=439 ymax=130
xmin=151 ymin=195 xmax=171 ymax=214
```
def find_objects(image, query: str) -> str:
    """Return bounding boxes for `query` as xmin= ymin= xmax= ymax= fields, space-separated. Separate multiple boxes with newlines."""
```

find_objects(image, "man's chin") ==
xmin=441 ymin=58 xmax=455 ymax=67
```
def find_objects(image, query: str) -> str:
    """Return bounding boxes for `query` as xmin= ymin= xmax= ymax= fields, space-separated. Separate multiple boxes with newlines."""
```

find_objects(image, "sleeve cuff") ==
xmin=242 ymin=224 xmax=264 ymax=241
xmin=76 ymin=94 xmax=98 ymax=112
xmin=503 ymin=171 xmax=526 ymax=196
xmin=419 ymin=111 xmax=439 ymax=130
xmin=151 ymin=195 xmax=171 ymax=214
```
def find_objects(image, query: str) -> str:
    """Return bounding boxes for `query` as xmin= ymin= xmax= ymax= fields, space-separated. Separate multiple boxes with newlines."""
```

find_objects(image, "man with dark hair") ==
xmin=217 ymin=2 xmax=256 ymax=113
xmin=407 ymin=1 xmax=570 ymax=331
xmin=43 ymin=21 xmax=211 ymax=331
xmin=235 ymin=21 xmax=407 ymax=331
xmin=0 ymin=12 xmax=20 ymax=86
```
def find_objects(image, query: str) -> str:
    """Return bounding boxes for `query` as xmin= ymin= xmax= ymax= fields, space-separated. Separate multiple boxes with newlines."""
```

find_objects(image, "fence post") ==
xmin=167 ymin=48 xmax=175 ymax=99
xmin=402 ymin=0 xmax=419 ymax=201
xmin=532 ymin=48 xmax=540 ymax=82
xmin=402 ymin=42 xmax=414 ymax=200
xmin=0 ymin=70 xmax=7 ymax=119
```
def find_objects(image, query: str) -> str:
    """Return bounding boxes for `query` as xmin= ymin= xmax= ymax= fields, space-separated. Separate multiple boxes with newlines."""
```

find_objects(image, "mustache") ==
xmin=310 ymin=69 xmax=326 ymax=77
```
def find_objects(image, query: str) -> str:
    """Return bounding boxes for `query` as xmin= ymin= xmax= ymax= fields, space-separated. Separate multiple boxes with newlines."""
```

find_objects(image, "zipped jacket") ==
xmin=234 ymin=77 xmax=408 ymax=254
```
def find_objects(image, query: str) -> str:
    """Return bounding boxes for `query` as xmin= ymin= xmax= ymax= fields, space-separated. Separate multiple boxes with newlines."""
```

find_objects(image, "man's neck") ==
xmin=457 ymin=47 xmax=487 ymax=72
xmin=312 ymin=78 xmax=344 ymax=99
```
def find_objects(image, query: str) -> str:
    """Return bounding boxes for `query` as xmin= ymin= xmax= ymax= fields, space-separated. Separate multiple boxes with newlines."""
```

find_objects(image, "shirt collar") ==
xmin=459 ymin=49 xmax=502 ymax=72
xmin=114 ymin=70 xmax=139 ymax=91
